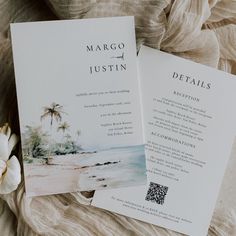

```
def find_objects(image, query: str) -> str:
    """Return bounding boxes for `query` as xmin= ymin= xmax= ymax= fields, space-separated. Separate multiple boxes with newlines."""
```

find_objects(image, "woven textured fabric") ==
xmin=1 ymin=0 xmax=236 ymax=235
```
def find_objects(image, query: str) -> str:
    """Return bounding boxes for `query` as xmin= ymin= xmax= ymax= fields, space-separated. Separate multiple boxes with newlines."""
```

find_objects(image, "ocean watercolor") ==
xmin=24 ymin=145 xmax=146 ymax=197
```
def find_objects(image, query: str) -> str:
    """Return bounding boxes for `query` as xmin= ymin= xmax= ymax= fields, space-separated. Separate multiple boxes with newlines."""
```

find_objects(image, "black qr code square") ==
xmin=145 ymin=182 xmax=168 ymax=205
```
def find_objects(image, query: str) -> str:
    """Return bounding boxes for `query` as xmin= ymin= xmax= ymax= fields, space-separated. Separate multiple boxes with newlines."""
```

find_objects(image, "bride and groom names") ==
xmin=87 ymin=42 xmax=127 ymax=74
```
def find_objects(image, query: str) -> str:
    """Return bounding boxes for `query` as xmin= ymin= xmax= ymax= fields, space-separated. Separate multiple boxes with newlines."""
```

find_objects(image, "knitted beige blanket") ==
xmin=1 ymin=0 xmax=236 ymax=235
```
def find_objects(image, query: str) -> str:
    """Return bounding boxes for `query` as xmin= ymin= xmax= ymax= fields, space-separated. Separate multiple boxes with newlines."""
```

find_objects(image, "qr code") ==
xmin=145 ymin=182 xmax=168 ymax=205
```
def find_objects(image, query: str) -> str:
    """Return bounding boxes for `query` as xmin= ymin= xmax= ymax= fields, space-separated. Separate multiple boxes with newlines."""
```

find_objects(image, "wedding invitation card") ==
xmin=92 ymin=46 xmax=236 ymax=236
xmin=11 ymin=17 xmax=146 ymax=197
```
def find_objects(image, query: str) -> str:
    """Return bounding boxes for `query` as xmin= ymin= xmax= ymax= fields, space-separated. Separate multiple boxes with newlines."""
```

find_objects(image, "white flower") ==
xmin=0 ymin=123 xmax=21 ymax=194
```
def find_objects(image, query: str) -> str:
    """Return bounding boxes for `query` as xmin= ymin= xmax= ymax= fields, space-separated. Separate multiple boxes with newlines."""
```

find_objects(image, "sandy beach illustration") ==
xmin=22 ymin=102 xmax=146 ymax=196
xmin=24 ymin=146 xmax=146 ymax=196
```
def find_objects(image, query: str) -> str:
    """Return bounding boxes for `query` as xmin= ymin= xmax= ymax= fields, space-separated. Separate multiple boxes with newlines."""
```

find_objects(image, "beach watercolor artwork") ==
xmin=22 ymin=102 xmax=146 ymax=197
xmin=24 ymin=145 xmax=146 ymax=197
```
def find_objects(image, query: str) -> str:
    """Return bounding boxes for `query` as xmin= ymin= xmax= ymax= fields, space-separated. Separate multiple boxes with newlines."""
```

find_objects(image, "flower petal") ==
xmin=0 ymin=133 xmax=9 ymax=161
xmin=0 ymin=123 xmax=11 ymax=140
xmin=8 ymin=134 xmax=19 ymax=157
xmin=0 ymin=160 xmax=7 ymax=185
xmin=0 ymin=156 xmax=21 ymax=194
xmin=6 ymin=125 xmax=11 ymax=140
xmin=0 ymin=123 xmax=7 ymax=133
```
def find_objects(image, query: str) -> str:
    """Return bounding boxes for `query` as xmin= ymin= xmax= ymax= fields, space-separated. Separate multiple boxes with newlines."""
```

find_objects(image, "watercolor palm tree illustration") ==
xmin=57 ymin=122 xmax=70 ymax=148
xmin=22 ymin=101 xmax=84 ymax=165
xmin=57 ymin=122 xmax=70 ymax=136
xmin=23 ymin=125 xmax=48 ymax=158
xmin=40 ymin=102 xmax=65 ymax=157
xmin=40 ymin=102 xmax=65 ymax=128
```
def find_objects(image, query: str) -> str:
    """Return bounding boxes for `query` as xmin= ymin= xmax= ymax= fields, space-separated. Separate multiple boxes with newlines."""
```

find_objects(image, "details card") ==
xmin=11 ymin=16 xmax=146 ymax=197
xmin=92 ymin=46 xmax=236 ymax=236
